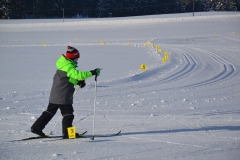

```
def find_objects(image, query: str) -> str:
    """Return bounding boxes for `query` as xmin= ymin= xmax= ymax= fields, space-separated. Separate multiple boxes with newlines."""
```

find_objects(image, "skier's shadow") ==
xmin=88 ymin=139 xmax=112 ymax=143
xmin=120 ymin=126 xmax=240 ymax=136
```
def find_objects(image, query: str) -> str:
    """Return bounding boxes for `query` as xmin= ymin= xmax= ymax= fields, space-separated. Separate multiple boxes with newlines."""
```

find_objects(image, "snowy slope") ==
xmin=0 ymin=12 xmax=240 ymax=160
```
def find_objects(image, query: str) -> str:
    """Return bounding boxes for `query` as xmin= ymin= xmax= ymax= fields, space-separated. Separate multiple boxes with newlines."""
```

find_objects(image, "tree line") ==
xmin=1 ymin=0 xmax=240 ymax=19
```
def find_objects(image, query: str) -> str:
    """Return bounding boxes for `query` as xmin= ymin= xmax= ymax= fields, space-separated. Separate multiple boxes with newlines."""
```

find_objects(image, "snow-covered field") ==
xmin=0 ymin=12 xmax=240 ymax=160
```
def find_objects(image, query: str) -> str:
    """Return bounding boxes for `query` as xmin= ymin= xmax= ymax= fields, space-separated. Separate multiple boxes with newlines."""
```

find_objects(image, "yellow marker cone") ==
xmin=158 ymin=49 xmax=162 ymax=53
xmin=140 ymin=64 xmax=147 ymax=71
xmin=162 ymin=58 xmax=166 ymax=63
xmin=144 ymin=43 xmax=148 ymax=47
xmin=67 ymin=126 xmax=76 ymax=139
xmin=127 ymin=42 xmax=131 ymax=45
xmin=165 ymin=55 xmax=169 ymax=60
xmin=42 ymin=42 xmax=47 ymax=46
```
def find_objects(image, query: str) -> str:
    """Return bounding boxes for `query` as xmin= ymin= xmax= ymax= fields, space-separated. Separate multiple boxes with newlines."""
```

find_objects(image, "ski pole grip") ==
xmin=94 ymin=68 xmax=102 ymax=81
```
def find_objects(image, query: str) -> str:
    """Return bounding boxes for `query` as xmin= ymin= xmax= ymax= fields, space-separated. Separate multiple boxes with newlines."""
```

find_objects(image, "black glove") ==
xmin=77 ymin=80 xmax=86 ymax=88
xmin=90 ymin=68 xmax=101 ymax=76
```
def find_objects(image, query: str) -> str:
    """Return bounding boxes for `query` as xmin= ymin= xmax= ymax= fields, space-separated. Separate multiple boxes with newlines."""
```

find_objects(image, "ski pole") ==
xmin=49 ymin=116 xmax=62 ymax=135
xmin=70 ymin=85 xmax=81 ymax=99
xmin=91 ymin=75 xmax=98 ymax=140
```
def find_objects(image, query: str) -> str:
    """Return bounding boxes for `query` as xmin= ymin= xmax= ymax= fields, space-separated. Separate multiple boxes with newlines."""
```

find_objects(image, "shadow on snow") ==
xmin=120 ymin=126 xmax=240 ymax=136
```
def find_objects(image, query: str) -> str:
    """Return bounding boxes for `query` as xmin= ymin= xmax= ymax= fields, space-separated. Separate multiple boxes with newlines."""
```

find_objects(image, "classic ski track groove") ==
xmin=98 ymin=45 xmax=237 ymax=95
xmin=188 ymin=47 xmax=237 ymax=86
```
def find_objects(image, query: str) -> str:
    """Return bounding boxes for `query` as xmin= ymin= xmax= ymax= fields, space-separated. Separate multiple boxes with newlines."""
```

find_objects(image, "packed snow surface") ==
xmin=0 ymin=12 xmax=240 ymax=160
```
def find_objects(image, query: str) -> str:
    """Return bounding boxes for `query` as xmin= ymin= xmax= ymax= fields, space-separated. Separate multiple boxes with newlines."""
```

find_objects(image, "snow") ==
xmin=0 ymin=12 xmax=240 ymax=160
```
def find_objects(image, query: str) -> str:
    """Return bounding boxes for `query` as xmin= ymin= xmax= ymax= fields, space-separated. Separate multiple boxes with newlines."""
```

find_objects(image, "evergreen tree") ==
xmin=0 ymin=0 xmax=12 ymax=18
xmin=237 ymin=0 xmax=240 ymax=10
xmin=97 ymin=0 xmax=113 ymax=17
xmin=1 ymin=0 xmax=240 ymax=19
xmin=0 ymin=0 xmax=26 ymax=19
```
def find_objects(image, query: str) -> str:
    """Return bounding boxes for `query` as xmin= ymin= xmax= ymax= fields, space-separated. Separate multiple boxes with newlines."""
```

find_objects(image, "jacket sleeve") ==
xmin=67 ymin=67 xmax=92 ymax=81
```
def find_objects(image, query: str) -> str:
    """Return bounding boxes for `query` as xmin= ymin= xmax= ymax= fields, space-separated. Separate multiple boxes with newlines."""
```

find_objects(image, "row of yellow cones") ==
xmin=146 ymin=40 xmax=169 ymax=63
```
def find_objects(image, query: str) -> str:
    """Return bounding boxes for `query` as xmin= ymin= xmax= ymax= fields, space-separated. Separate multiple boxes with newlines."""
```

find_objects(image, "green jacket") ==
xmin=49 ymin=55 xmax=92 ymax=104
xmin=56 ymin=55 xmax=92 ymax=85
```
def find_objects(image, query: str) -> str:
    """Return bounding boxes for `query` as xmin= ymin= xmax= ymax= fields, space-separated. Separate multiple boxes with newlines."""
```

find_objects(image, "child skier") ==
xmin=31 ymin=46 xmax=100 ymax=139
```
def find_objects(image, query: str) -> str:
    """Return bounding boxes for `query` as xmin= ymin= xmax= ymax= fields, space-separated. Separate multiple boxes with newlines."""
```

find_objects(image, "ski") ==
xmin=9 ymin=131 xmax=87 ymax=142
xmin=46 ymin=130 xmax=121 ymax=141
xmin=84 ymin=130 xmax=121 ymax=139
xmin=10 ymin=131 xmax=121 ymax=142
